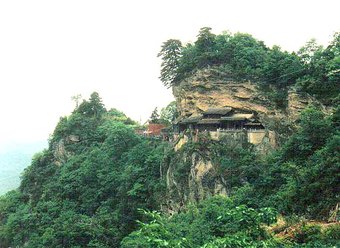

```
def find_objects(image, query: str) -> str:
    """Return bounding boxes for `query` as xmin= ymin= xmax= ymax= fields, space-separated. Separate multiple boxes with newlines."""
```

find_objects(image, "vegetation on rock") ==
xmin=0 ymin=27 xmax=339 ymax=247
xmin=0 ymin=93 xmax=168 ymax=247
xmin=159 ymin=28 xmax=339 ymax=106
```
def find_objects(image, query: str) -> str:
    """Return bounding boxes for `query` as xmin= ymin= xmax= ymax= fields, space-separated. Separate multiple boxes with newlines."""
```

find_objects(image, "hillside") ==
xmin=0 ymin=30 xmax=339 ymax=247
xmin=160 ymin=68 xmax=334 ymax=213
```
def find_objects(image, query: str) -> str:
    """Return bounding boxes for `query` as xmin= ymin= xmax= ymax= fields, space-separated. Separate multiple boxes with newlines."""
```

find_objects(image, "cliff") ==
xmin=173 ymin=69 xmax=323 ymax=137
xmin=163 ymin=68 xmax=327 ymax=213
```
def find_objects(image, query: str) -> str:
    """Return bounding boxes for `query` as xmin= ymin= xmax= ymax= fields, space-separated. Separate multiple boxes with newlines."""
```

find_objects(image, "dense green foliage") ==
xmin=0 ymin=95 xmax=338 ymax=247
xmin=121 ymin=196 xmax=278 ymax=247
xmin=164 ymin=106 xmax=339 ymax=221
xmin=148 ymin=102 xmax=178 ymax=125
xmin=231 ymin=106 xmax=340 ymax=220
xmin=296 ymin=35 xmax=340 ymax=103
xmin=159 ymin=28 xmax=339 ymax=105
xmin=0 ymin=28 xmax=339 ymax=247
xmin=121 ymin=107 xmax=339 ymax=247
xmin=0 ymin=93 xmax=168 ymax=247
xmin=122 ymin=197 xmax=339 ymax=247
xmin=160 ymin=101 xmax=178 ymax=125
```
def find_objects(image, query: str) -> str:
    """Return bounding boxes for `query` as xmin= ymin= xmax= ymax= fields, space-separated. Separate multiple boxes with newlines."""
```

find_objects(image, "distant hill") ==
xmin=0 ymin=141 xmax=47 ymax=195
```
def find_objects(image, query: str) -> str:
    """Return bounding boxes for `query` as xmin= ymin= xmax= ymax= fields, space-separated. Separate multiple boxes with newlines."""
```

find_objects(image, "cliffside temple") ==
xmin=172 ymin=107 xmax=273 ymax=146
xmin=175 ymin=107 xmax=265 ymax=132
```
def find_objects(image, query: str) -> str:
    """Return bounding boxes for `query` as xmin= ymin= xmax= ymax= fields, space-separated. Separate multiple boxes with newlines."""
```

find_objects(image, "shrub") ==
xmin=293 ymin=224 xmax=322 ymax=243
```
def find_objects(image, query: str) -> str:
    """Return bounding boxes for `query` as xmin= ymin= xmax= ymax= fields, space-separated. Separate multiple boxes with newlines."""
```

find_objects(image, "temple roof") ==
xmin=198 ymin=119 xmax=221 ymax=124
xmin=221 ymin=113 xmax=254 ymax=121
xmin=203 ymin=107 xmax=232 ymax=116
xmin=244 ymin=122 xmax=263 ymax=126
xmin=176 ymin=110 xmax=256 ymax=125
xmin=179 ymin=115 xmax=203 ymax=124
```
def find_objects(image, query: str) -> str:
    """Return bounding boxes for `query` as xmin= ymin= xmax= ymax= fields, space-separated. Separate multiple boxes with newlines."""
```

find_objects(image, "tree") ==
xmin=121 ymin=196 xmax=278 ymax=247
xmin=160 ymin=101 xmax=178 ymax=124
xmin=149 ymin=107 xmax=160 ymax=124
xmin=262 ymin=46 xmax=303 ymax=87
xmin=195 ymin=27 xmax=216 ymax=53
xmin=297 ymin=39 xmax=323 ymax=64
xmin=76 ymin=92 xmax=106 ymax=118
xmin=71 ymin=94 xmax=82 ymax=108
xmin=194 ymin=27 xmax=217 ymax=68
xmin=296 ymin=36 xmax=340 ymax=102
xmin=158 ymin=39 xmax=182 ymax=87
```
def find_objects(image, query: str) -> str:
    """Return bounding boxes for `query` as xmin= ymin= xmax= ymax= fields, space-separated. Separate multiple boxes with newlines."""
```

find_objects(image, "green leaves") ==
xmin=158 ymin=39 xmax=183 ymax=87
xmin=122 ymin=197 xmax=279 ymax=247
xmin=296 ymin=33 xmax=340 ymax=103
xmin=160 ymin=101 xmax=178 ymax=124
xmin=237 ymin=107 xmax=340 ymax=219
xmin=159 ymin=28 xmax=298 ymax=87
xmin=159 ymin=28 xmax=339 ymax=108
xmin=0 ymin=93 xmax=169 ymax=247
xmin=75 ymin=92 xmax=106 ymax=118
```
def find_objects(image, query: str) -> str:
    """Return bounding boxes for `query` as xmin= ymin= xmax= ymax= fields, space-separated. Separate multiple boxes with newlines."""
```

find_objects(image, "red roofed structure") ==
xmin=146 ymin=123 xmax=166 ymax=136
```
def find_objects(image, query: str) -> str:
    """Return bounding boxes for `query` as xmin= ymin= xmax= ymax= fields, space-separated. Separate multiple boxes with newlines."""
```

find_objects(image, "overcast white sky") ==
xmin=0 ymin=0 xmax=339 ymax=150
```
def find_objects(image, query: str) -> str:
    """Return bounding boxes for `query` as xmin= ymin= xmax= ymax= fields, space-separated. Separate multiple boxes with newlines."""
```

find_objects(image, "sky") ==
xmin=0 ymin=0 xmax=339 ymax=150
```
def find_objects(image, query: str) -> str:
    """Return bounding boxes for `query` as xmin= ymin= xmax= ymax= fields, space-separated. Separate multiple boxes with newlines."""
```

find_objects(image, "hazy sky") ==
xmin=0 ymin=0 xmax=339 ymax=149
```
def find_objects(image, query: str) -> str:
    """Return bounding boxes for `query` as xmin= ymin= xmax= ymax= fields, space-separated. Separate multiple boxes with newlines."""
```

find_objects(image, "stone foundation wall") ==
xmin=247 ymin=130 xmax=266 ymax=145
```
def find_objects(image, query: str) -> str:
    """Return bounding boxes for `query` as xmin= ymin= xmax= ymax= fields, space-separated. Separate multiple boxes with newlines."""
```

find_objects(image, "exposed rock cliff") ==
xmin=172 ymin=69 xmax=332 ymax=144
xmin=52 ymin=135 xmax=80 ymax=166
xmin=163 ymin=69 xmax=326 ymax=213
xmin=173 ymin=69 xmax=318 ymax=134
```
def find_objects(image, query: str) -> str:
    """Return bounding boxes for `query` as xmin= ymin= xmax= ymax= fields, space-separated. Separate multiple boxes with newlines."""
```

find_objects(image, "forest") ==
xmin=0 ymin=29 xmax=339 ymax=247
xmin=158 ymin=28 xmax=339 ymax=107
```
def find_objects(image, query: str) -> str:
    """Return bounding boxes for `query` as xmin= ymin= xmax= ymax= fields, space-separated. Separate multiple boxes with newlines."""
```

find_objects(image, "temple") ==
xmin=175 ymin=107 xmax=264 ymax=133
xmin=171 ymin=107 xmax=274 ymax=147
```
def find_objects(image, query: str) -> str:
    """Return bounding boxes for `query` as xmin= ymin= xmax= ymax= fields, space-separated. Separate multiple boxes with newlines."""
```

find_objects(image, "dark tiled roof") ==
xmin=180 ymin=115 xmax=203 ymax=124
xmin=221 ymin=113 xmax=254 ymax=121
xmin=244 ymin=122 xmax=262 ymax=126
xmin=198 ymin=119 xmax=221 ymax=124
xmin=203 ymin=107 xmax=232 ymax=116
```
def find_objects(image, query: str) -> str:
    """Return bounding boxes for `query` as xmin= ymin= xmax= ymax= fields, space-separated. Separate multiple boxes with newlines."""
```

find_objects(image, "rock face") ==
xmin=163 ymin=69 xmax=324 ymax=213
xmin=287 ymin=88 xmax=330 ymax=122
xmin=173 ymin=70 xmax=317 ymax=128
xmin=172 ymin=69 xmax=328 ymax=142
xmin=52 ymin=139 xmax=69 ymax=166
xmin=52 ymin=135 xmax=80 ymax=166
xmin=164 ymin=152 xmax=226 ymax=215
xmin=174 ymin=80 xmax=270 ymax=118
